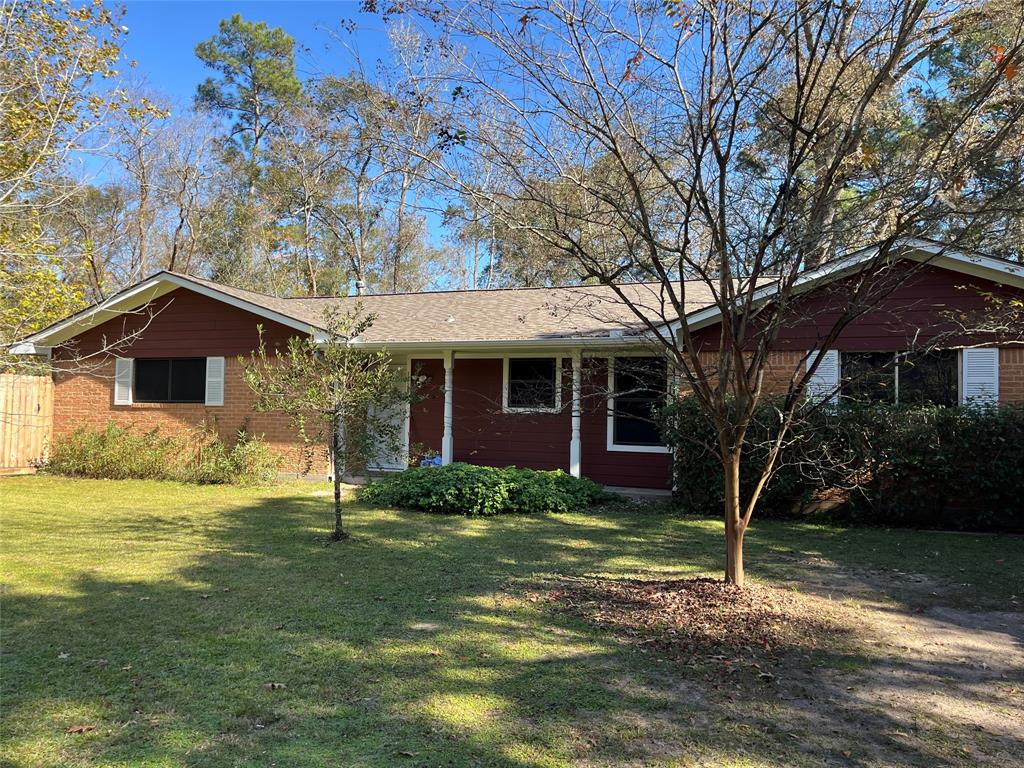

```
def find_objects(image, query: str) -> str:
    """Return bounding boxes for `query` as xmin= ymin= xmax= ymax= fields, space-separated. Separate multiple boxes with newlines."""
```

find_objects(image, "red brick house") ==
xmin=14 ymin=240 xmax=1024 ymax=490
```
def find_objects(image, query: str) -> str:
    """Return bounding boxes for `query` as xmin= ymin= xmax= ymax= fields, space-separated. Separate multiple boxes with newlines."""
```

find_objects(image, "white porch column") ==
xmin=441 ymin=350 xmax=454 ymax=464
xmin=569 ymin=349 xmax=582 ymax=478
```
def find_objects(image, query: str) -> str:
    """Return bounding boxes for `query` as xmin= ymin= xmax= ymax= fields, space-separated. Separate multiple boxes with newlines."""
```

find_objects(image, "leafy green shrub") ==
xmin=661 ymin=397 xmax=1024 ymax=532
xmin=360 ymin=462 xmax=616 ymax=515
xmin=221 ymin=428 xmax=284 ymax=485
xmin=44 ymin=423 xmax=280 ymax=485
xmin=660 ymin=396 xmax=823 ymax=520
xmin=829 ymin=403 xmax=1024 ymax=531
xmin=44 ymin=423 xmax=180 ymax=481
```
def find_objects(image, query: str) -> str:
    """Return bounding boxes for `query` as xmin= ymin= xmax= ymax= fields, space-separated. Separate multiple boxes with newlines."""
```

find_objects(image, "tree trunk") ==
xmin=392 ymin=175 xmax=411 ymax=293
xmin=304 ymin=202 xmax=317 ymax=295
xmin=330 ymin=407 xmax=348 ymax=541
xmin=723 ymin=452 xmax=746 ymax=587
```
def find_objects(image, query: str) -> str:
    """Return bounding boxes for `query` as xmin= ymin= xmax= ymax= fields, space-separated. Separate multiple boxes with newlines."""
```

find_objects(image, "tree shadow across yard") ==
xmin=2 ymin=486 xmax=1022 ymax=767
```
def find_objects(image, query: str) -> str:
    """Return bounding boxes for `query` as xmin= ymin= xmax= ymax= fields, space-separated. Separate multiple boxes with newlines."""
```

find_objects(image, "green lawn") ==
xmin=1 ymin=477 xmax=1021 ymax=767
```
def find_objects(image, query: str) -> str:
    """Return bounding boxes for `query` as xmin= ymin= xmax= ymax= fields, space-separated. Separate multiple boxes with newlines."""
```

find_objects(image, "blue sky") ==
xmin=119 ymin=1 xmax=391 ymax=106
xmin=113 ymin=1 xmax=451 ymax=250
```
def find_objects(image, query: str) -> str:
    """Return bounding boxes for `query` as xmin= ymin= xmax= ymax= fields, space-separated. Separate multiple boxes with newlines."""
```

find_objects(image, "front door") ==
xmin=367 ymin=362 xmax=409 ymax=472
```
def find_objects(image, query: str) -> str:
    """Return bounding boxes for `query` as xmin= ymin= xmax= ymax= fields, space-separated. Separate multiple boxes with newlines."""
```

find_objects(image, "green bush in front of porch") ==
xmin=359 ymin=462 xmax=616 ymax=515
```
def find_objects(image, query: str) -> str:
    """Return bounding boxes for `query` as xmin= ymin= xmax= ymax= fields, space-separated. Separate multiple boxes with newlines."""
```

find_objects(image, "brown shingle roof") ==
xmin=179 ymin=274 xmax=718 ymax=344
xmin=26 ymin=239 xmax=1019 ymax=351
xmin=292 ymin=283 xmax=715 ymax=343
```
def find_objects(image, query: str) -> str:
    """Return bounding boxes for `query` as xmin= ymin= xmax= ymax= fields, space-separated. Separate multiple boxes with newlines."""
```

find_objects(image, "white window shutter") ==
xmin=205 ymin=356 xmax=225 ymax=406
xmin=114 ymin=358 xmax=133 ymax=405
xmin=961 ymin=348 xmax=999 ymax=406
xmin=806 ymin=349 xmax=840 ymax=403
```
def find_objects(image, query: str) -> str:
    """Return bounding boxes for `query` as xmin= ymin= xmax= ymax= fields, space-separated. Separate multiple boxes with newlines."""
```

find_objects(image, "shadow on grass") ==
xmin=3 ymin=489 xmax=1021 ymax=767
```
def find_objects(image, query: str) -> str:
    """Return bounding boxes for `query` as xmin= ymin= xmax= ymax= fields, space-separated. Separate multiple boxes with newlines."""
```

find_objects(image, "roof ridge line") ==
xmin=288 ymin=280 xmax=704 ymax=300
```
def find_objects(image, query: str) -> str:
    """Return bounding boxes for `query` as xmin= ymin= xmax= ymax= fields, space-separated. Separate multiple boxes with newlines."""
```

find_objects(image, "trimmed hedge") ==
xmin=359 ymin=462 xmax=616 ymax=515
xmin=44 ymin=422 xmax=281 ymax=485
xmin=661 ymin=397 xmax=1024 ymax=532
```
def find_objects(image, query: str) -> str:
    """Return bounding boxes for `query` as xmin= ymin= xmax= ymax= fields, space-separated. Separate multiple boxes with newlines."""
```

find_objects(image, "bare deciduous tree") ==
xmin=391 ymin=0 xmax=1024 ymax=585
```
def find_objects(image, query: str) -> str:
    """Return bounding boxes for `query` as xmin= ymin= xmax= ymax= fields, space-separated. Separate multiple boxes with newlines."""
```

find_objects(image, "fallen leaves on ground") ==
xmin=542 ymin=577 xmax=845 ymax=665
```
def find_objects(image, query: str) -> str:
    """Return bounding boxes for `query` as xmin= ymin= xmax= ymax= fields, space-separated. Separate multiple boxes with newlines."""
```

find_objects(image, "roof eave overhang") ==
xmin=8 ymin=342 xmax=52 ymax=356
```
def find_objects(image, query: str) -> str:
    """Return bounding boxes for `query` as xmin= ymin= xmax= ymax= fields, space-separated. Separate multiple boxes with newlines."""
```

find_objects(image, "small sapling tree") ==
xmin=242 ymin=308 xmax=411 ymax=540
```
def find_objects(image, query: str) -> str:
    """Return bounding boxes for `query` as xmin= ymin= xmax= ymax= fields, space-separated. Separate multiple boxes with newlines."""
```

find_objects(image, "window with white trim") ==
xmin=133 ymin=358 xmax=207 ymax=403
xmin=504 ymin=357 xmax=559 ymax=412
xmin=610 ymin=356 xmax=668 ymax=449
xmin=839 ymin=350 xmax=958 ymax=406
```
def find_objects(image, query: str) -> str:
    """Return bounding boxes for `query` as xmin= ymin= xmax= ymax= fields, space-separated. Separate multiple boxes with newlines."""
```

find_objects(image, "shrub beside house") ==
xmin=664 ymin=397 xmax=1024 ymax=532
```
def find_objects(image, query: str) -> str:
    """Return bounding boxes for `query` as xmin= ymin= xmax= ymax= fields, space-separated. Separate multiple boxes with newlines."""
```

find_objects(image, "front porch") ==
xmin=370 ymin=347 xmax=674 ymax=491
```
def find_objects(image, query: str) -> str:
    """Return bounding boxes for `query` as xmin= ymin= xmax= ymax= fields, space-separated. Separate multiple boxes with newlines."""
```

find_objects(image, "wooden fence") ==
xmin=0 ymin=374 xmax=53 ymax=475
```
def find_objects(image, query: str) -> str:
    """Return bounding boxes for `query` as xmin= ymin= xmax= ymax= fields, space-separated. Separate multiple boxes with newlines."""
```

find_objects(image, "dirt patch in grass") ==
xmin=541 ymin=571 xmax=1024 ymax=766
xmin=543 ymin=576 xmax=848 ymax=665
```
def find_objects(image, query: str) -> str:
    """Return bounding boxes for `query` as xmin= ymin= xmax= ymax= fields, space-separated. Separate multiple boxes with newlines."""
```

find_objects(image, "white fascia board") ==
xmin=20 ymin=278 xmax=176 ymax=347
xmin=926 ymin=249 xmax=1024 ymax=286
xmin=7 ymin=342 xmax=52 ymax=356
xmin=312 ymin=331 xmax=355 ymax=346
xmin=20 ymin=272 xmax=319 ymax=349
xmin=348 ymin=334 xmax=657 ymax=353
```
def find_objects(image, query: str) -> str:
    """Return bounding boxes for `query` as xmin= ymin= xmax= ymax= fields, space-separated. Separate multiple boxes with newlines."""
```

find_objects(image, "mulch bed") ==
xmin=540 ymin=576 xmax=846 ymax=667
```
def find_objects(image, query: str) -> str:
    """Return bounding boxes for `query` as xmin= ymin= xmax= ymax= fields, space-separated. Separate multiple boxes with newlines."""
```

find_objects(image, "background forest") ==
xmin=2 ymin=0 xmax=1022 ymax=350
xmin=2 ymin=1 xmax=536 ymax=349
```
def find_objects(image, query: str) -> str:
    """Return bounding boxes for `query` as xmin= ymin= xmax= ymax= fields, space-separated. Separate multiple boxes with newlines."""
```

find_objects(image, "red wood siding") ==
xmin=688 ymin=262 xmax=1024 ymax=404
xmin=409 ymin=358 xmax=444 ymax=455
xmin=452 ymin=358 xmax=571 ymax=470
xmin=406 ymin=355 xmax=673 ymax=489
xmin=54 ymin=287 xmax=298 ymax=359
xmin=694 ymin=263 xmax=1022 ymax=352
xmin=580 ymin=357 xmax=672 ymax=489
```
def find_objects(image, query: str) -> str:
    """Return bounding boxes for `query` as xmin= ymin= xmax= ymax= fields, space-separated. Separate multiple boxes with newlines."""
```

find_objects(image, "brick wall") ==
xmin=1001 ymin=347 xmax=1024 ymax=404
xmin=693 ymin=348 xmax=1024 ymax=404
xmin=690 ymin=350 xmax=806 ymax=396
xmin=52 ymin=356 xmax=331 ymax=475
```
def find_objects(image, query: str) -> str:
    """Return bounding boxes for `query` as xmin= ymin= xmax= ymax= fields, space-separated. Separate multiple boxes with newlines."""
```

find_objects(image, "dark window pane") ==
xmin=170 ymin=358 xmax=206 ymax=402
xmin=613 ymin=357 xmax=667 ymax=446
xmin=615 ymin=357 xmax=664 ymax=398
xmin=133 ymin=358 xmax=206 ymax=403
xmin=899 ymin=350 xmax=957 ymax=406
xmin=841 ymin=352 xmax=895 ymax=404
xmin=508 ymin=358 xmax=556 ymax=409
xmin=613 ymin=397 xmax=663 ymax=445
xmin=134 ymin=359 xmax=170 ymax=402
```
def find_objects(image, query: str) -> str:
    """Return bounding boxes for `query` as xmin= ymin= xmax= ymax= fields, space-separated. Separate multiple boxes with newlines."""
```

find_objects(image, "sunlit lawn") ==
xmin=2 ymin=476 xmax=1020 ymax=767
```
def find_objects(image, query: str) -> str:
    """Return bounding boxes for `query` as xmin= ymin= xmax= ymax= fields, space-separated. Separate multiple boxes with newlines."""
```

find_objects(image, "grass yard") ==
xmin=1 ymin=477 xmax=1022 ymax=767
